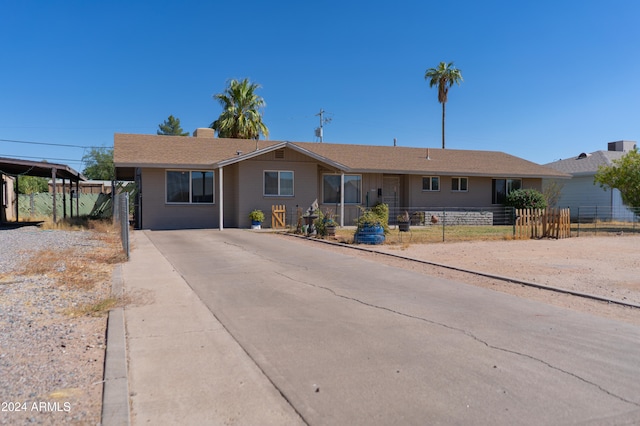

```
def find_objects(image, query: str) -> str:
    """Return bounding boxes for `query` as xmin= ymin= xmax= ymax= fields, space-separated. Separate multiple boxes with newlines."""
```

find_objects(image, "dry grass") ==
xmin=16 ymin=219 xmax=128 ymax=314
xmin=65 ymin=295 xmax=130 ymax=317
xmin=332 ymin=225 xmax=516 ymax=245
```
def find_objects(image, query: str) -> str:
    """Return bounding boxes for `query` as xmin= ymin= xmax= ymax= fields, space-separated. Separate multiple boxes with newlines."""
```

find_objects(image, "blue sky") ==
xmin=1 ymin=0 xmax=638 ymax=171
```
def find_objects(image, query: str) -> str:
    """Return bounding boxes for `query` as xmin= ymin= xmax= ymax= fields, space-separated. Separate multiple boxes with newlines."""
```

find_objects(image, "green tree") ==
xmin=211 ymin=78 xmax=269 ymax=140
xmin=17 ymin=175 xmax=48 ymax=194
xmin=424 ymin=61 xmax=463 ymax=149
xmin=82 ymin=147 xmax=115 ymax=180
xmin=157 ymin=115 xmax=190 ymax=136
xmin=594 ymin=148 xmax=640 ymax=209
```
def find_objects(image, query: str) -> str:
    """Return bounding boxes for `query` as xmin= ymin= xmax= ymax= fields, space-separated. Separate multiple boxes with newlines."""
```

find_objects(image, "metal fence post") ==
xmin=119 ymin=193 xmax=129 ymax=259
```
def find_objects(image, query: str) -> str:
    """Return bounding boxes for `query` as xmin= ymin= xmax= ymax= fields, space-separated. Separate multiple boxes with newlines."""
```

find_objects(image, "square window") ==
xmin=452 ymin=177 xmax=468 ymax=192
xmin=422 ymin=176 xmax=440 ymax=191
xmin=264 ymin=171 xmax=294 ymax=196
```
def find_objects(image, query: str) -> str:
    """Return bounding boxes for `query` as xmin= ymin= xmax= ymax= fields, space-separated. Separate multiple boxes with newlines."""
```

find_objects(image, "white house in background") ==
xmin=544 ymin=140 xmax=637 ymax=221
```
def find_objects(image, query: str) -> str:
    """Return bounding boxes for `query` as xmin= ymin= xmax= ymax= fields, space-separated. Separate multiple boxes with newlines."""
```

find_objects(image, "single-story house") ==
xmin=114 ymin=129 xmax=570 ymax=230
xmin=544 ymin=140 xmax=637 ymax=221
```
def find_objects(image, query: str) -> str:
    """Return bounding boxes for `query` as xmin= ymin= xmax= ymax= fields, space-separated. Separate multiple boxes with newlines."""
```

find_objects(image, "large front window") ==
xmin=166 ymin=170 xmax=214 ymax=204
xmin=323 ymin=174 xmax=362 ymax=204
xmin=264 ymin=171 xmax=294 ymax=196
xmin=492 ymin=178 xmax=522 ymax=204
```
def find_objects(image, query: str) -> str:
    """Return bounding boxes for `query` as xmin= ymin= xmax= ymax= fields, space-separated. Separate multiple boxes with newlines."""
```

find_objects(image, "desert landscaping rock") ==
xmin=0 ymin=227 xmax=112 ymax=426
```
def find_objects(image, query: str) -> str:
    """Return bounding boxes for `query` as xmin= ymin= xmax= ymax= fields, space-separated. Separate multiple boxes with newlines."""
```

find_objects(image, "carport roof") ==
xmin=0 ymin=157 xmax=86 ymax=181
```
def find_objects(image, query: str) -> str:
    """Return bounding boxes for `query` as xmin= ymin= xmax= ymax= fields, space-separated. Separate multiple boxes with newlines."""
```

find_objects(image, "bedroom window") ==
xmin=264 ymin=171 xmax=294 ymax=196
xmin=451 ymin=177 xmax=468 ymax=192
xmin=422 ymin=176 xmax=440 ymax=191
xmin=166 ymin=170 xmax=214 ymax=204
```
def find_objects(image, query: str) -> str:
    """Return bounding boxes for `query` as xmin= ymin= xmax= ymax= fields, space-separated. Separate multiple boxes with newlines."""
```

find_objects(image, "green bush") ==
xmin=248 ymin=209 xmax=265 ymax=222
xmin=354 ymin=203 xmax=390 ymax=234
xmin=505 ymin=189 xmax=547 ymax=209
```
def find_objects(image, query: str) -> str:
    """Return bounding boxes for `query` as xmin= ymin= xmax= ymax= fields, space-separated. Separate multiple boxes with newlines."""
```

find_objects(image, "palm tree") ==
xmin=424 ymin=62 xmax=463 ymax=149
xmin=211 ymin=78 xmax=269 ymax=140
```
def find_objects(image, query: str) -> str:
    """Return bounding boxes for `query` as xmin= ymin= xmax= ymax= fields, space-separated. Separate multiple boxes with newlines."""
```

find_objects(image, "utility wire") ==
xmin=0 ymin=138 xmax=110 ymax=149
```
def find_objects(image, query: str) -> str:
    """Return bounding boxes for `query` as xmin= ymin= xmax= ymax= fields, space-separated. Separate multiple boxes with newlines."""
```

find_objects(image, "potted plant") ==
xmin=353 ymin=203 xmax=388 ymax=244
xmin=323 ymin=210 xmax=338 ymax=237
xmin=248 ymin=209 xmax=265 ymax=229
xmin=397 ymin=210 xmax=410 ymax=232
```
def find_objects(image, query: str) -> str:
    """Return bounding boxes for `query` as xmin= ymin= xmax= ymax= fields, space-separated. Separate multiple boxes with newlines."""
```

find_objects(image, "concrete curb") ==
xmin=101 ymin=264 xmax=130 ymax=426
xmin=284 ymin=232 xmax=640 ymax=309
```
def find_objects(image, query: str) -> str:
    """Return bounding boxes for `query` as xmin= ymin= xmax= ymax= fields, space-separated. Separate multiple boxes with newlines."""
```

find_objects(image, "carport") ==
xmin=0 ymin=157 xmax=86 ymax=224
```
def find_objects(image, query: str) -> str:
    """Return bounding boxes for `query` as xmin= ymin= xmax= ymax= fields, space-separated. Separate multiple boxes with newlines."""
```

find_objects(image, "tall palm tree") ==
xmin=211 ymin=78 xmax=269 ymax=140
xmin=424 ymin=62 xmax=463 ymax=149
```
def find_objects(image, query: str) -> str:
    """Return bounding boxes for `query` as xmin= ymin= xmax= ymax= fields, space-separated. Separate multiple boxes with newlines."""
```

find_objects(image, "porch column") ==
xmin=340 ymin=172 xmax=345 ymax=227
xmin=218 ymin=167 xmax=224 ymax=231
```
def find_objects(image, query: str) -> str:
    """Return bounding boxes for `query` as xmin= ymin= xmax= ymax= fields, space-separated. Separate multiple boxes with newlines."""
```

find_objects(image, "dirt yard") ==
xmin=288 ymin=234 xmax=640 ymax=326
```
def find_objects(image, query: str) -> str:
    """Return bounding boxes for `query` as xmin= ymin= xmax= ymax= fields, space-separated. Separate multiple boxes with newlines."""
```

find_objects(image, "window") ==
xmin=492 ymin=178 xmax=522 ymax=204
xmin=264 ymin=171 xmax=294 ymax=196
xmin=451 ymin=177 xmax=468 ymax=192
xmin=323 ymin=174 xmax=362 ymax=204
xmin=422 ymin=176 xmax=440 ymax=191
xmin=166 ymin=170 xmax=214 ymax=204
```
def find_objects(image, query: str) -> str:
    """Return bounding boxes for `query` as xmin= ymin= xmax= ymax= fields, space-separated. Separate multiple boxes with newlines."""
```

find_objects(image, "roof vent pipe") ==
xmin=393 ymin=138 xmax=397 ymax=147
xmin=426 ymin=148 xmax=431 ymax=160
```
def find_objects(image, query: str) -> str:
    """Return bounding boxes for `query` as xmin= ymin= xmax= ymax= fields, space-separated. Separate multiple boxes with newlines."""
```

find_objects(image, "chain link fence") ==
xmin=575 ymin=206 xmax=639 ymax=236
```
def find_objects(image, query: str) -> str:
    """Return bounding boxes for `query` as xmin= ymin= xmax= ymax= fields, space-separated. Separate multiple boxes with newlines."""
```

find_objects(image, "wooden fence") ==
xmin=515 ymin=208 xmax=571 ymax=239
xmin=271 ymin=204 xmax=286 ymax=229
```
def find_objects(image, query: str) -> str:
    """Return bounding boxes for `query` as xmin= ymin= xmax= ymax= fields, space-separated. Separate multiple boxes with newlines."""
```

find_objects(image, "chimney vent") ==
xmin=193 ymin=128 xmax=215 ymax=138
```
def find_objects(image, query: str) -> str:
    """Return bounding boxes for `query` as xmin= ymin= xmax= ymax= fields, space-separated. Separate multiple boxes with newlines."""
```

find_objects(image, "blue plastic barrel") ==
xmin=354 ymin=224 xmax=385 ymax=245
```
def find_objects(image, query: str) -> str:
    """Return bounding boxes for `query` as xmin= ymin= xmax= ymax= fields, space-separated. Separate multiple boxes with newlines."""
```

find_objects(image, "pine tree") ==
xmin=157 ymin=115 xmax=190 ymax=136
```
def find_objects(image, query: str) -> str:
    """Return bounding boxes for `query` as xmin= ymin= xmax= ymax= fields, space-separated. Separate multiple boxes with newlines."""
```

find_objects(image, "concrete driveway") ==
xmin=127 ymin=229 xmax=640 ymax=425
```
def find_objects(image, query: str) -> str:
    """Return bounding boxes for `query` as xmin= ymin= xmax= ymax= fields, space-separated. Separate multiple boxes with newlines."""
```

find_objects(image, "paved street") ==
xmin=131 ymin=229 xmax=640 ymax=425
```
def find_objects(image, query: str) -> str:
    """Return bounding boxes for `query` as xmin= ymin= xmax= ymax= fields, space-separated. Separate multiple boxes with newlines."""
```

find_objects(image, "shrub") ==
xmin=505 ymin=189 xmax=547 ymax=210
xmin=354 ymin=203 xmax=390 ymax=234
xmin=248 ymin=209 xmax=265 ymax=223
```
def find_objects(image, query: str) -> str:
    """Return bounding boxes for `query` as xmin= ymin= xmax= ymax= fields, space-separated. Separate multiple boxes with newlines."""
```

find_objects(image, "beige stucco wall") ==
xmin=141 ymin=168 xmax=217 ymax=230
xmin=406 ymin=176 xmax=542 ymax=207
xmin=236 ymin=148 xmax=319 ymax=228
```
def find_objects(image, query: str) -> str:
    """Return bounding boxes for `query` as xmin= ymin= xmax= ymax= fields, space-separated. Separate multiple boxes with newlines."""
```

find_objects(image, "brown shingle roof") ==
xmin=114 ymin=133 xmax=281 ymax=168
xmin=114 ymin=133 xmax=569 ymax=179
xmin=291 ymin=142 xmax=569 ymax=178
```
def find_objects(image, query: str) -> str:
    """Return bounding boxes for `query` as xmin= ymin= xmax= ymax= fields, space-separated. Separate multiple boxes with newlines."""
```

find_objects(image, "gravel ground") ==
xmin=0 ymin=226 xmax=114 ymax=425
